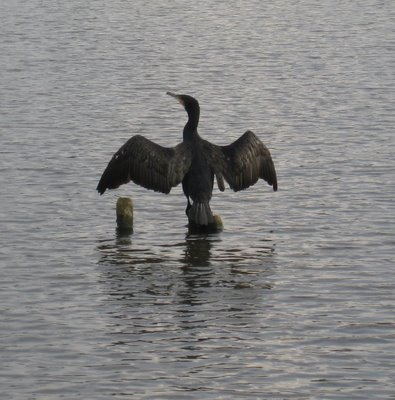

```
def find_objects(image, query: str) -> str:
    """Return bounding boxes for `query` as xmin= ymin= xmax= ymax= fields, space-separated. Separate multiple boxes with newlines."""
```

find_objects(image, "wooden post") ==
xmin=188 ymin=214 xmax=223 ymax=234
xmin=116 ymin=197 xmax=133 ymax=232
xmin=115 ymin=197 xmax=222 ymax=234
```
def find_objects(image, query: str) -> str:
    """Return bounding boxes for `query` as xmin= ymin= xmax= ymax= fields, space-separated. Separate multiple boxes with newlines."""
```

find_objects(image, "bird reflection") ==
xmin=96 ymin=228 xmax=275 ymax=311
xmin=178 ymin=236 xmax=215 ymax=299
xmin=182 ymin=236 xmax=213 ymax=268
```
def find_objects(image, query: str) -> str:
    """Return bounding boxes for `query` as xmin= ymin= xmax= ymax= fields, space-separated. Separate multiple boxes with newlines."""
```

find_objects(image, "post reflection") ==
xmin=96 ymin=229 xmax=275 ymax=310
xmin=96 ymin=229 xmax=277 ymax=356
xmin=97 ymin=230 xmax=219 ymax=268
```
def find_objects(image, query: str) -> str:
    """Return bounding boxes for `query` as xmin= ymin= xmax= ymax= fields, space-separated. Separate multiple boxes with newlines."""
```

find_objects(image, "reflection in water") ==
xmin=97 ymin=229 xmax=275 ymax=269
xmin=96 ymin=229 xmax=276 ymax=333
xmin=95 ymin=231 xmax=280 ymax=395
xmin=182 ymin=236 xmax=213 ymax=268
xmin=96 ymin=230 xmax=275 ymax=305
xmin=178 ymin=236 xmax=216 ymax=305
xmin=98 ymin=230 xmax=220 ymax=268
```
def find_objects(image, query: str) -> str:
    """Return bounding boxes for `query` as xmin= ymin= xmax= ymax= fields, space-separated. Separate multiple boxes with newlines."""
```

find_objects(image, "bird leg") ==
xmin=185 ymin=198 xmax=192 ymax=216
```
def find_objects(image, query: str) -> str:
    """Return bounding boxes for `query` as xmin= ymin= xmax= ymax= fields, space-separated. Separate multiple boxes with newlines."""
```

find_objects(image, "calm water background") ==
xmin=1 ymin=0 xmax=395 ymax=398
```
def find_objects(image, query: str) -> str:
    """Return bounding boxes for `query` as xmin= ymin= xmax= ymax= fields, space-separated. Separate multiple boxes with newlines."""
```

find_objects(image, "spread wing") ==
xmin=97 ymin=135 xmax=192 ymax=194
xmin=203 ymin=130 xmax=277 ymax=192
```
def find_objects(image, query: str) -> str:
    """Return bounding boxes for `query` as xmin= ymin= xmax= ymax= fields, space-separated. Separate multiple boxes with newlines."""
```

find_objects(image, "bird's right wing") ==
xmin=202 ymin=130 xmax=277 ymax=192
xmin=97 ymin=135 xmax=192 ymax=194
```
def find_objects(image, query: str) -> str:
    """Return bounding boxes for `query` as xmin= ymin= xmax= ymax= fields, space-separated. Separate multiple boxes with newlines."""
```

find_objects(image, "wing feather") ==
xmin=97 ymin=135 xmax=192 ymax=194
xmin=203 ymin=130 xmax=277 ymax=192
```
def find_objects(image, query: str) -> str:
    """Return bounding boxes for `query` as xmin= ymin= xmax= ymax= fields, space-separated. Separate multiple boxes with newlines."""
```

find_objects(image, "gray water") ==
xmin=1 ymin=0 xmax=395 ymax=398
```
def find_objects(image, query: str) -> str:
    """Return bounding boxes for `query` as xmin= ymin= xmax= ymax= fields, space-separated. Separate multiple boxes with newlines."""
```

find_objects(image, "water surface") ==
xmin=1 ymin=0 xmax=395 ymax=398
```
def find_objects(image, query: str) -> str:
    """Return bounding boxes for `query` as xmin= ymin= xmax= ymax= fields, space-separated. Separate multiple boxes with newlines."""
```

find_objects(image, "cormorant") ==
xmin=97 ymin=92 xmax=277 ymax=226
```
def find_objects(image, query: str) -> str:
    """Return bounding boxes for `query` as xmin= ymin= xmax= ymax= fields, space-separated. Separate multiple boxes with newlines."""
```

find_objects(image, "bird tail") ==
xmin=188 ymin=201 xmax=214 ymax=226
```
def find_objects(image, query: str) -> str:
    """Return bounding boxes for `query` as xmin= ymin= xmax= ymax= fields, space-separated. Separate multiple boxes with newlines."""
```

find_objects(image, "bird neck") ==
xmin=183 ymin=107 xmax=200 ymax=140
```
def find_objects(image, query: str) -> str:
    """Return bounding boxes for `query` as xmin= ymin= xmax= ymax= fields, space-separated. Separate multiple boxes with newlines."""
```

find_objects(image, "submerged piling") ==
xmin=115 ymin=197 xmax=222 ymax=233
xmin=116 ymin=197 xmax=133 ymax=232
xmin=188 ymin=214 xmax=223 ymax=234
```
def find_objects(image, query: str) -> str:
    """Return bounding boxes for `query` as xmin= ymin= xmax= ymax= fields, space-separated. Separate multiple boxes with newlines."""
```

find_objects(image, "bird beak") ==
xmin=166 ymin=91 xmax=184 ymax=106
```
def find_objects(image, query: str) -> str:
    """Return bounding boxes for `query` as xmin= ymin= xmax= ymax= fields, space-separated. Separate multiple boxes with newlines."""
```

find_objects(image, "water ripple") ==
xmin=1 ymin=0 xmax=394 ymax=398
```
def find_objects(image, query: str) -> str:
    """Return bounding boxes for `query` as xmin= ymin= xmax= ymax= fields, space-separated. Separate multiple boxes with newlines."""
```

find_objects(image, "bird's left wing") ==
xmin=203 ymin=130 xmax=277 ymax=192
xmin=97 ymin=135 xmax=192 ymax=194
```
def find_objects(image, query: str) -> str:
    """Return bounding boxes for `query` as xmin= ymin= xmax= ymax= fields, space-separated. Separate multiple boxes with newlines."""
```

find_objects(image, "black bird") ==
xmin=97 ymin=92 xmax=277 ymax=226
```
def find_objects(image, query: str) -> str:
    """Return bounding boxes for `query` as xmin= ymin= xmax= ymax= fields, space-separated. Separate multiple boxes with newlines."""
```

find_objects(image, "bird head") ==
xmin=167 ymin=92 xmax=200 ymax=113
